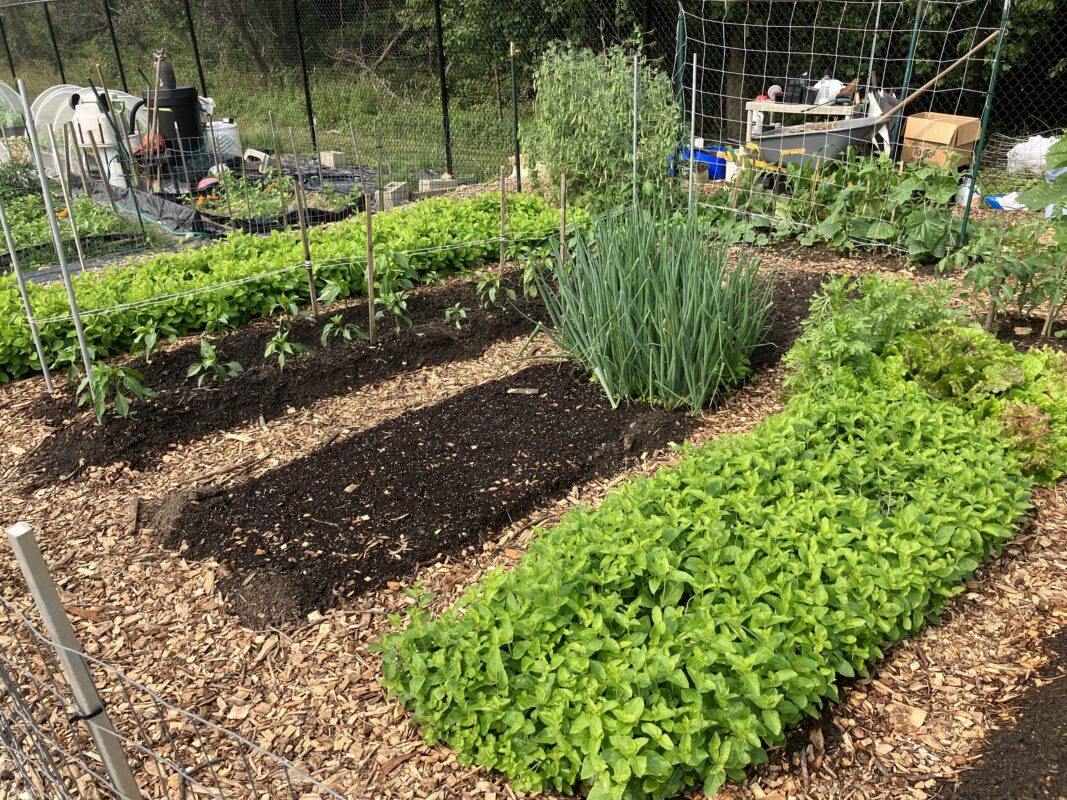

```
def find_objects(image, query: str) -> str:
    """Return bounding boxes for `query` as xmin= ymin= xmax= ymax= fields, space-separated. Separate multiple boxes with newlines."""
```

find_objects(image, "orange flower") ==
xmin=57 ymin=208 xmax=70 ymax=219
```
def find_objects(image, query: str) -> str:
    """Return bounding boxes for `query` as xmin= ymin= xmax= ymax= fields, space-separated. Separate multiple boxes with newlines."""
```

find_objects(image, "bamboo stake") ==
xmin=86 ymin=130 xmax=120 ymax=215
xmin=267 ymin=112 xmax=289 ymax=230
xmin=0 ymin=198 xmax=53 ymax=393
xmin=50 ymin=126 xmax=87 ymax=274
xmin=287 ymin=127 xmax=320 ymax=318
xmin=559 ymin=171 xmax=567 ymax=267
xmin=67 ymin=122 xmax=93 ymax=202
xmin=348 ymin=122 xmax=375 ymax=342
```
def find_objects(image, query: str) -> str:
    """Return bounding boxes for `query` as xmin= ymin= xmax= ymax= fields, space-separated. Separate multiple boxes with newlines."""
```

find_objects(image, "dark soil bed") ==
xmin=157 ymin=362 xmax=697 ymax=626
xmin=996 ymin=313 xmax=1067 ymax=353
xmin=152 ymin=271 xmax=827 ymax=627
xmin=29 ymin=276 xmax=544 ymax=477
xmin=941 ymin=626 xmax=1067 ymax=800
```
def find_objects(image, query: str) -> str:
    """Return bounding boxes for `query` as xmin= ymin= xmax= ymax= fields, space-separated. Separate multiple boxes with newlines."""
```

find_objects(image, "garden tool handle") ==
xmin=875 ymin=29 xmax=1002 ymax=125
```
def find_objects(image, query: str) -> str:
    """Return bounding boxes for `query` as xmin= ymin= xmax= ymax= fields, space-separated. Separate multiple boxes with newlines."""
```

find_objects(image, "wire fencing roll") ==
xmin=0 ymin=594 xmax=350 ymax=800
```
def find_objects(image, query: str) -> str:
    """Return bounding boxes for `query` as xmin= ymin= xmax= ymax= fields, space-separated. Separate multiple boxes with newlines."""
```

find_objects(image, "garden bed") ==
xmin=148 ymin=270 xmax=825 ymax=627
xmin=29 ymin=275 xmax=545 ymax=477
xmin=155 ymin=361 xmax=698 ymax=626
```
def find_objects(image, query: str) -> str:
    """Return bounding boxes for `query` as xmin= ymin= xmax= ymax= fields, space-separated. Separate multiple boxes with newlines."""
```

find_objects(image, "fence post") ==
xmin=891 ymin=0 xmax=925 ymax=159
xmin=509 ymin=42 xmax=520 ymax=192
xmin=181 ymin=0 xmax=208 ymax=97
xmin=43 ymin=2 xmax=65 ymax=84
xmin=433 ymin=0 xmax=453 ymax=175
xmin=291 ymin=0 xmax=318 ymax=153
xmin=102 ymin=0 xmax=128 ymax=93
xmin=0 ymin=14 xmax=15 ymax=81
xmin=6 ymin=522 xmax=143 ymax=800
xmin=959 ymin=0 xmax=1011 ymax=245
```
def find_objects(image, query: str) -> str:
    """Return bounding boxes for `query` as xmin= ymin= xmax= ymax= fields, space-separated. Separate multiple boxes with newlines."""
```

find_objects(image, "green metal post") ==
xmin=43 ymin=3 xmax=65 ymax=84
xmin=959 ymin=0 xmax=1012 ymax=245
xmin=0 ymin=14 xmax=15 ymax=81
xmin=891 ymin=0 xmax=924 ymax=159
xmin=510 ymin=42 xmax=520 ymax=192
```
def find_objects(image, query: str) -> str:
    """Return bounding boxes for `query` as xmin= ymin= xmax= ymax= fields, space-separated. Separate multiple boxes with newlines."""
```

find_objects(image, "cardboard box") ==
xmin=900 ymin=112 xmax=981 ymax=168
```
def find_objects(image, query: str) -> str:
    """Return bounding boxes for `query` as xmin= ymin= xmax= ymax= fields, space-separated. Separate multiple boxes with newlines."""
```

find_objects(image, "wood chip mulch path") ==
xmin=0 ymin=256 xmax=1064 ymax=800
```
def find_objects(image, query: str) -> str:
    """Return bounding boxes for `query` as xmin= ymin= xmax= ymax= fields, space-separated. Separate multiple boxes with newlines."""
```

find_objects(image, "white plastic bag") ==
xmin=1007 ymin=135 xmax=1059 ymax=173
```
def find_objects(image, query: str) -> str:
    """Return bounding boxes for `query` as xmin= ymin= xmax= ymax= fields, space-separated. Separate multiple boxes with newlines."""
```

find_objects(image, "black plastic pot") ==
xmin=130 ymin=86 xmax=203 ymax=151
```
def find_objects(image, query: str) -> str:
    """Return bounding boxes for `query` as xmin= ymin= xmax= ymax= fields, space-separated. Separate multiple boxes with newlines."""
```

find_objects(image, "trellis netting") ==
xmin=678 ymin=0 xmax=1010 ymax=252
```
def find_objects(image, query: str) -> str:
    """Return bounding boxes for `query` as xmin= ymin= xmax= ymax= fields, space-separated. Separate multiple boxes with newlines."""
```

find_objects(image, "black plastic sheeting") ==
xmin=198 ymin=193 xmax=365 ymax=234
xmin=88 ymin=180 xmax=210 ymax=235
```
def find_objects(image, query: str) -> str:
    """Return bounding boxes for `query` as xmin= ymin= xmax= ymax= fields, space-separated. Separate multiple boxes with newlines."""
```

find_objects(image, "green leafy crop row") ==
xmin=381 ymin=376 xmax=1030 ymax=799
xmin=380 ymin=275 xmax=1062 ymax=800
xmin=0 ymin=192 xmax=560 ymax=382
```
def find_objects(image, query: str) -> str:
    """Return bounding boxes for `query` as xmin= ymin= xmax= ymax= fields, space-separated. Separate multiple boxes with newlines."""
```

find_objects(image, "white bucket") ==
xmin=204 ymin=119 xmax=242 ymax=163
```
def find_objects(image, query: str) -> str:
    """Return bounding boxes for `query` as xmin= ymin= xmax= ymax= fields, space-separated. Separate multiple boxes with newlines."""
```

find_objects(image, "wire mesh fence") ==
xmin=0 ymin=523 xmax=352 ymax=800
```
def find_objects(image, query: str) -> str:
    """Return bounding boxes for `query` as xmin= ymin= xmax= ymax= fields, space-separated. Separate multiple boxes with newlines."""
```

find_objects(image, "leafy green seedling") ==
xmin=186 ymin=336 xmax=243 ymax=387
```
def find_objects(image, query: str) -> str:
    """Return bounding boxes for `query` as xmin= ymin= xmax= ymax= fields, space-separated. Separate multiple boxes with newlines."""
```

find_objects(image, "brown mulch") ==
xmin=0 ymin=252 xmax=1065 ymax=800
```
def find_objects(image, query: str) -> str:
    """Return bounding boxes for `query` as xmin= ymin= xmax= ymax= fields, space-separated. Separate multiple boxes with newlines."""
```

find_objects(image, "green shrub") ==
xmin=524 ymin=44 xmax=679 ymax=206
xmin=0 ymin=192 xmax=560 ymax=381
xmin=536 ymin=204 xmax=773 ymax=411
xmin=380 ymin=377 xmax=1031 ymax=800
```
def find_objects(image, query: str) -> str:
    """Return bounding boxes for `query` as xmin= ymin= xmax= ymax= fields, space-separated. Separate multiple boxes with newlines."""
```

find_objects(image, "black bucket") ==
xmin=133 ymin=86 xmax=204 ymax=151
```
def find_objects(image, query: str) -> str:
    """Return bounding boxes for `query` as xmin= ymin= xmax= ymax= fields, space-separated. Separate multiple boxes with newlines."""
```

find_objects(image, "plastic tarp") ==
xmin=1007 ymin=135 xmax=1060 ymax=173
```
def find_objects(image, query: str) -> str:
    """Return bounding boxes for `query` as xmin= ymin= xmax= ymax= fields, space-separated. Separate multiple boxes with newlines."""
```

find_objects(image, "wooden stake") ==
xmin=86 ymin=129 xmax=120 ymax=216
xmin=559 ymin=171 xmax=567 ymax=267
xmin=287 ymin=127 xmax=320 ymax=318
xmin=499 ymin=164 xmax=506 ymax=272
xmin=49 ymin=126 xmax=87 ymax=273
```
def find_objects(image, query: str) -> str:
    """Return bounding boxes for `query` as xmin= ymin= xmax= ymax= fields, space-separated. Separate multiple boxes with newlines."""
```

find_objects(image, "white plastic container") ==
xmin=204 ymin=119 xmax=242 ymax=163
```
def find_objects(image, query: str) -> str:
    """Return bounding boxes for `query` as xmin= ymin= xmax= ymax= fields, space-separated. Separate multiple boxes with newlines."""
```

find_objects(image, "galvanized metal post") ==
xmin=102 ymin=0 xmax=128 ymax=93
xmin=510 ymin=42 xmax=520 ymax=192
xmin=433 ymin=0 xmax=453 ymax=175
xmin=182 ymin=0 xmax=208 ymax=97
xmin=17 ymin=80 xmax=95 ymax=399
xmin=960 ymin=0 xmax=1011 ymax=245
xmin=0 ymin=200 xmax=53 ymax=393
xmin=0 ymin=14 xmax=15 ymax=81
xmin=7 ymin=522 xmax=143 ymax=800
xmin=43 ymin=2 xmax=65 ymax=84
xmin=291 ymin=0 xmax=318 ymax=152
